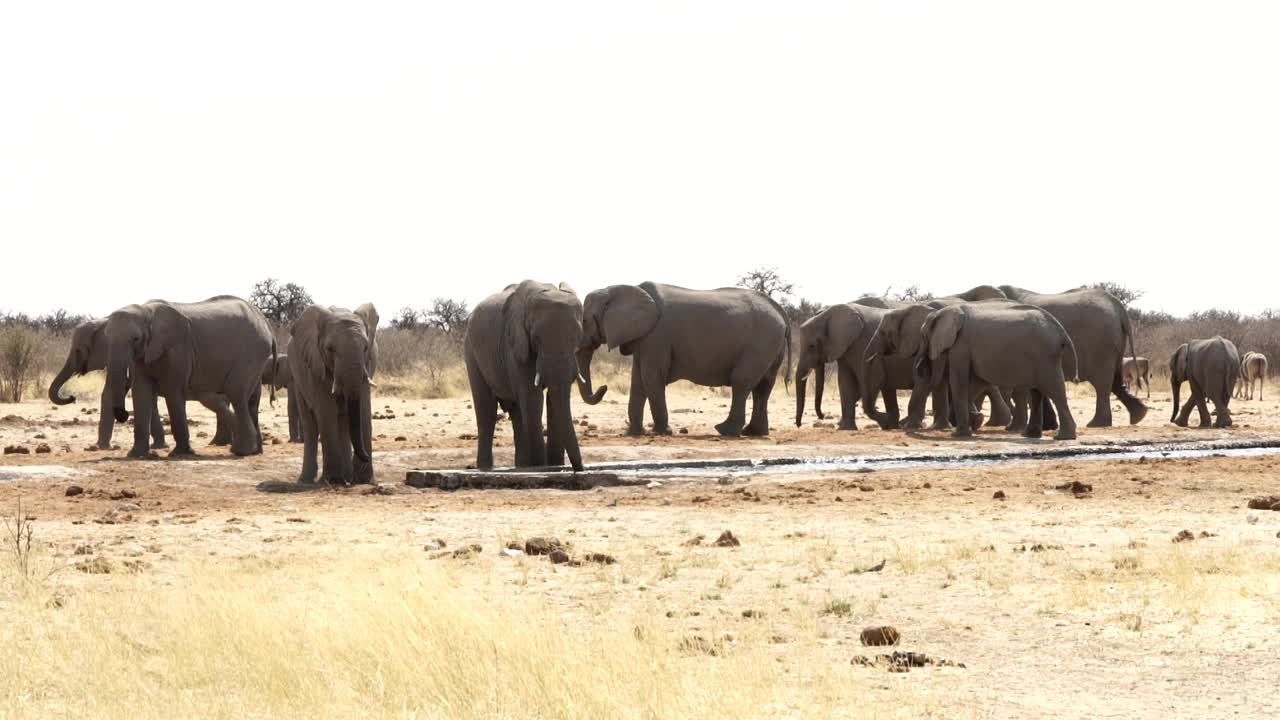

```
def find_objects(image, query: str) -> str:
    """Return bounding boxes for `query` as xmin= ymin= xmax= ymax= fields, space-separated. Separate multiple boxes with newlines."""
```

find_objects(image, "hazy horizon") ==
xmin=4 ymin=2 xmax=1277 ymax=319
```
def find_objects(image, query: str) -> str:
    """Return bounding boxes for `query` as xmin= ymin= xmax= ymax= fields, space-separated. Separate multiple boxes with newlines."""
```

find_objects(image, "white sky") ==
xmin=3 ymin=1 xmax=1277 ymax=319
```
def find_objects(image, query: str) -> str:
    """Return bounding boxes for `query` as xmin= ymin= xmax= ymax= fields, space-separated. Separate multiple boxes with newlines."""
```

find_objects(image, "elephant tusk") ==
xmin=331 ymin=377 xmax=339 ymax=395
xmin=533 ymin=371 xmax=541 ymax=389
xmin=366 ymin=379 xmax=377 ymax=388
xmin=578 ymin=373 xmax=587 ymax=385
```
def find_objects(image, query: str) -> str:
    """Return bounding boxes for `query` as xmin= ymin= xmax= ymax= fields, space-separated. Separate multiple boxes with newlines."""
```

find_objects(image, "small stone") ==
xmin=65 ymin=485 xmax=85 ymax=497
xmin=584 ymin=552 xmax=616 ymax=565
xmin=118 ymin=503 xmax=142 ymax=512
xmin=395 ymin=436 xmax=408 ymax=441
xmin=549 ymin=548 xmax=571 ymax=564
xmin=993 ymin=490 xmax=1006 ymax=500
xmin=646 ymin=481 xmax=663 ymax=489
xmin=35 ymin=443 xmax=52 ymax=454
xmin=1173 ymin=529 xmax=1196 ymax=543
xmin=3 ymin=445 xmax=30 ymax=455
xmin=860 ymin=626 xmax=901 ymax=647
xmin=714 ymin=530 xmax=740 ymax=547
xmin=922 ymin=482 xmax=931 ymax=489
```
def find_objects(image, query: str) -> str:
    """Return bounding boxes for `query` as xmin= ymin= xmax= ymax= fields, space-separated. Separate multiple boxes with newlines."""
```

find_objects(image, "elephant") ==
xmin=1235 ymin=351 xmax=1267 ymax=401
xmin=577 ymin=282 xmax=791 ymax=437
xmin=997 ymin=285 xmax=1147 ymax=427
xmin=291 ymin=303 xmax=379 ymax=484
xmin=105 ymin=296 xmax=274 ymax=458
xmin=261 ymin=353 xmax=301 ymax=443
xmin=918 ymin=302 xmax=1079 ymax=440
xmin=465 ymin=281 xmax=601 ymax=471
xmin=861 ymin=289 xmax=1017 ymax=431
xmin=1121 ymin=356 xmax=1151 ymax=398
xmin=794 ymin=302 xmax=907 ymax=431
xmin=48 ymin=318 xmax=238 ymax=450
xmin=1170 ymin=337 xmax=1239 ymax=428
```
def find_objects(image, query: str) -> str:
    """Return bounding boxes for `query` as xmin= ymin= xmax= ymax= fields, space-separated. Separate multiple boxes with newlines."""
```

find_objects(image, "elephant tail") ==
xmin=782 ymin=319 xmax=792 ymax=394
xmin=1041 ymin=311 xmax=1080 ymax=383
xmin=269 ymin=339 xmax=278 ymax=407
xmin=1121 ymin=304 xmax=1139 ymax=382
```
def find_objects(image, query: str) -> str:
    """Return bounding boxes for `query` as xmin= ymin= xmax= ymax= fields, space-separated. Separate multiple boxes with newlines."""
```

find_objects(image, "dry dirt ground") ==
xmin=3 ymin=380 xmax=1280 ymax=718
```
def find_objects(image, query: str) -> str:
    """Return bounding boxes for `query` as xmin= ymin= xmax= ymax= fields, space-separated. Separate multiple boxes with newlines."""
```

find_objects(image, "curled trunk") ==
xmin=48 ymin=359 xmax=77 ymax=405
xmin=860 ymin=345 xmax=892 ymax=427
xmin=575 ymin=345 xmax=606 ymax=405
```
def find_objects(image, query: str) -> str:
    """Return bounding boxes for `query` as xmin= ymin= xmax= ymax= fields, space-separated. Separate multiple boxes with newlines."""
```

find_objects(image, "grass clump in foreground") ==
xmin=0 ymin=547 xmax=950 ymax=719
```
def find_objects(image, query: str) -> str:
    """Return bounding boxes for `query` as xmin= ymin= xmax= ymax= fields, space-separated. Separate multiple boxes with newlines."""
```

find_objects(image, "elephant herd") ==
xmin=47 ymin=295 xmax=378 ymax=485
xmin=43 ymin=282 xmax=1268 ymax=480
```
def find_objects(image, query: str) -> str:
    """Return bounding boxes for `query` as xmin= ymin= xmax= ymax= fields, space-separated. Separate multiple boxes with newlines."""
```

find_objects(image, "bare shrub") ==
xmin=0 ymin=325 xmax=40 ymax=402
xmin=250 ymin=278 xmax=313 ymax=326
xmin=376 ymin=327 xmax=465 ymax=397
xmin=3 ymin=499 xmax=34 ymax=581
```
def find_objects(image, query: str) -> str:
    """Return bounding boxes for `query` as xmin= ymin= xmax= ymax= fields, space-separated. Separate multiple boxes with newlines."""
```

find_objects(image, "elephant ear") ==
xmin=557 ymin=281 xmax=578 ymax=298
xmin=143 ymin=303 xmax=192 ymax=367
xmin=927 ymin=307 xmax=965 ymax=361
xmin=898 ymin=306 xmax=931 ymax=360
xmin=600 ymin=285 xmax=659 ymax=351
xmin=1171 ymin=344 xmax=1189 ymax=382
xmin=354 ymin=302 xmax=379 ymax=376
xmin=503 ymin=283 xmax=534 ymax=366
xmin=823 ymin=305 xmax=865 ymax=362
xmin=291 ymin=306 xmax=329 ymax=383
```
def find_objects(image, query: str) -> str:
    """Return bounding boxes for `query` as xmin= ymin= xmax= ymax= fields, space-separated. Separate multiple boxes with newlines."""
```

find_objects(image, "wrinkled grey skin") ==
xmin=578 ymin=282 xmax=791 ymax=438
xmin=291 ymin=304 xmax=378 ymax=484
xmin=802 ymin=296 xmax=902 ymax=427
xmin=1122 ymin=356 xmax=1151 ymax=399
xmin=1171 ymin=337 xmax=1239 ymax=428
xmin=261 ymin=353 xmax=301 ymax=443
xmin=998 ymin=285 xmax=1147 ymax=427
xmin=465 ymin=281 xmax=599 ymax=471
xmin=794 ymin=302 xmax=905 ymax=430
xmin=862 ymin=288 xmax=1015 ymax=431
xmin=1234 ymin=352 xmax=1267 ymax=401
xmin=48 ymin=318 xmax=236 ymax=449
xmin=101 ymin=298 xmax=272 ymax=458
xmin=919 ymin=303 xmax=1079 ymax=440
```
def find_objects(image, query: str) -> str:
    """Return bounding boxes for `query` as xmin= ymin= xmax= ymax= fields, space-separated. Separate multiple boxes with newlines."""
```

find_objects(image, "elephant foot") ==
xmin=209 ymin=438 xmax=232 ymax=447
xmin=1086 ymin=417 xmax=1113 ymax=428
xmin=150 ymin=440 xmax=169 ymax=450
xmin=837 ymin=419 xmax=858 ymax=431
xmin=1006 ymin=422 xmax=1027 ymax=433
xmin=231 ymin=442 xmax=261 ymax=457
xmin=1054 ymin=427 xmax=1077 ymax=441
xmin=625 ymin=426 xmax=646 ymax=437
xmin=289 ymin=437 xmax=303 ymax=444
xmin=1022 ymin=427 xmax=1043 ymax=439
xmin=354 ymin=461 xmax=374 ymax=484
xmin=1128 ymin=405 xmax=1148 ymax=425
xmin=714 ymin=420 xmax=744 ymax=437
xmin=742 ymin=423 xmax=769 ymax=437
xmin=950 ymin=429 xmax=974 ymax=439
xmin=652 ymin=426 xmax=674 ymax=437
xmin=929 ymin=421 xmax=951 ymax=432
xmin=127 ymin=447 xmax=158 ymax=460
xmin=876 ymin=420 xmax=901 ymax=431
xmin=168 ymin=446 xmax=196 ymax=458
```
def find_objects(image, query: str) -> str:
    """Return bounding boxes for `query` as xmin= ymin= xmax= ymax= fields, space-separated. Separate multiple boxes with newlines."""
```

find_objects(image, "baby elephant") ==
xmin=1121 ymin=356 xmax=1150 ymax=398
xmin=1235 ymin=351 xmax=1268 ymax=401
xmin=1170 ymin=337 xmax=1239 ymax=428
xmin=261 ymin=354 xmax=301 ymax=443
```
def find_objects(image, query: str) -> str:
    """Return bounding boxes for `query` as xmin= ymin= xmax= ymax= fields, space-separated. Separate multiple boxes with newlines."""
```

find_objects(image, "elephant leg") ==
xmin=948 ymin=355 xmax=973 ymax=439
xmin=1007 ymin=388 xmax=1029 ymax=433
xmin=1108 ymin=372 xmax=1148 ymax=425
xmin=1024 ymin=389 xmax=1044 ymax=439
xmin=716 ymin=385 xmax=750 ymax=437
xmin=744 ymin=370 xmax=777 ymax=437
xmin=877 ymin=387 xmax=901 ymax=430
xmin=127 ymin=374 xmax=156 ymax=458
xmin=297 ymin=396 xmax=320 ymax=483
xmin=250 ymin=386 xmax=264 ymax=453
xmin=1214 ymin=395 xmax=1233 ymax=428
xmin=164 ymin=391 xmax=194 ymax=456
xmin=836 ymin=364 xmax=858 ymax=431
xmin=985 ymin=387 xmax=1012 ymax=427
xmin=287 ymin=392 xmax=302 ymax=442
xmin=902 ymin=382 xmax=929 ymax=430
xmin=503 ymin=400 xmax=526 ymax=466
xmin=545 ymin=388 xmax=566 ymax=465
xmin=642 ymin=367 xmax=672 ymax=436
xmin=97 ymin=385 xmax=116 ymax=450
xmin=1086 ymin=378 xmax=1113 ymax=427
xmin=228 ymin=390 xmax=260 ymax=457
xmin=149 ymin=395 xmax=168 ymax=449
xmin=626 ymin=361 xmax=647 ymax=436
xmin=517 ymin=387 xmax=547 ymax=467
xmin=204 ymin=394 xmax=234 ymax=446
xmin=1041 ymin=394 xmax=1059 ymax=431
xmin=1046 ymin=379 xmax=1077 ymax=440
xmin=468 ymin=364 xmax=498 ymax=469
xmin=318 ymin=401 xmax=352 ymax=484
xmin=929 ymin=380 xmax=951 ymax=431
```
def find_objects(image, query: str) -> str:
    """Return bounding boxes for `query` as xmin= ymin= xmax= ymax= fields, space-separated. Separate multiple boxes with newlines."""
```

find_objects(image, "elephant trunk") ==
xmin=550 ymin=381 xmax=583 ymax=471
xmin=107 ymin=347 xmax=131 ymax=423
xmin=575 ymin=345 xmax=606 ymax=405
xmin=347 ymin=392 xmax=370 ymax=463
xmin=337 ymin=360 xmax=372 ymax=463
xmin=48 ymin=359 xmax=77 ymax=405
xmin=1170 ymin=372 xmax=1181 ymax=424
xmin=813 ymin=363 xmax=826 ymax=420
xmin=795 ymin=374 xmax=807 ymax=427
xmin=862 ymin=350 xmax=888 ymax=424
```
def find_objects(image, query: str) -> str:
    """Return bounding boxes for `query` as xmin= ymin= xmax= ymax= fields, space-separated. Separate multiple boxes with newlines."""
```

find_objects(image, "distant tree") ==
xmin=785 ymin=297 xmax=825 ymax=325
xmin=37 ymin=309 xmax=88 ymax=336
xmin=426 ymin=298 xmax=470 ymax=338
xmin=887 ymin=284 xmax=935 ymax=304
xmin=249 ymin=278 xmax=314 ymax=326
xmin=1090 ymin=282 xmax=1144 ymax=307
xmin=0 ymin=325 xmax=39 ymax=402
xmin=737 ymin=267 xmax=795 ymax=304
xmin=391 ymin=307 xmax=422 ymax=331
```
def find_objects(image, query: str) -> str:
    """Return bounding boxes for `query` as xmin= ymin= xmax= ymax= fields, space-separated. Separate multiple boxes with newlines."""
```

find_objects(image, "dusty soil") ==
xmin=3 ymin=382 xmax=1280 ymax=718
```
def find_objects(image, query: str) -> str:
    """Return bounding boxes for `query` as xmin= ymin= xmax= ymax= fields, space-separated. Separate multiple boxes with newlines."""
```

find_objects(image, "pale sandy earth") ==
xmin=2 ymin=379 xmax=1280 ymax=718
